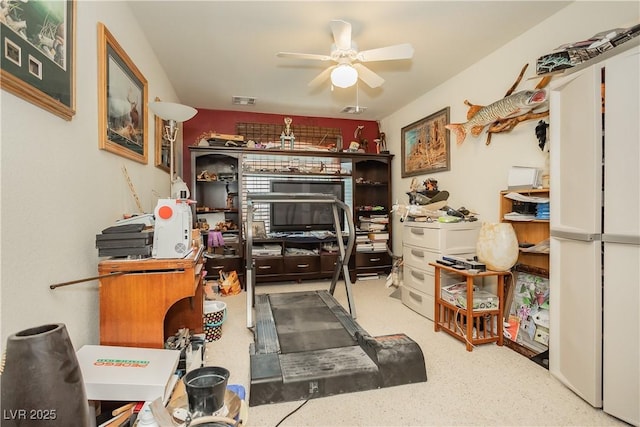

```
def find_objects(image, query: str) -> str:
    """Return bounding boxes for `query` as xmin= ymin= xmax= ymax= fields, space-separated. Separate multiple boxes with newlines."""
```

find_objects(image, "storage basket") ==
xmin=203 ymin=301 xmax=226 ymax=342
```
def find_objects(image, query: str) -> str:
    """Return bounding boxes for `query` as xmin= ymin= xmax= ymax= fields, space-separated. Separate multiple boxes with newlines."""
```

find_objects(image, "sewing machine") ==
xmin=152 ymin=198 xmax=193 ymax=259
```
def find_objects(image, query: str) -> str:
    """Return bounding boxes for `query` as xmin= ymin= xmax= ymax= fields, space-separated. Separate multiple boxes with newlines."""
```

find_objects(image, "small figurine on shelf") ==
xmin=280 ymin=117 xmax=295 ymax=149
xmin=374 ymin=132 xmax=388 ymax=154
xmin=354 ymin=125 xmax=367 ymax=152
xmin=424 ymin=178 xmax=438 ymax=191
xmin=226 ymin=193 xmax=235 ymax=209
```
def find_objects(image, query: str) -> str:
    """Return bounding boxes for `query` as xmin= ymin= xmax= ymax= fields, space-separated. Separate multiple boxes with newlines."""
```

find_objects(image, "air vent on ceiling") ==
xmin=341 ymin=106 xmax=367 ymax=114
xmin=232 ymin=96 xmax=256 ymax=106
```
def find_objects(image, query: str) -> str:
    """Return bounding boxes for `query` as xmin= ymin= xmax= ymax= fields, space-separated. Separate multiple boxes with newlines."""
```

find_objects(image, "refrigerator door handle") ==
xmin=550 ymin=230 xmax=602 ymax=241
xmin=602 ymin=234 xmax=640 ymax=245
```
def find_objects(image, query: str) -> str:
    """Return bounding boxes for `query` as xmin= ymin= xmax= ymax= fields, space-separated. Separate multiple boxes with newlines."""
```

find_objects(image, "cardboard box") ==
xmin=76 ymin=345 xmax=180 ymax=402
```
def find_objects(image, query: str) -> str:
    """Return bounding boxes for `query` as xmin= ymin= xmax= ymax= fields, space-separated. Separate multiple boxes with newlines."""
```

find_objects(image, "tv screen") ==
xmin=270 ymin=180 xmax=345 ymax=232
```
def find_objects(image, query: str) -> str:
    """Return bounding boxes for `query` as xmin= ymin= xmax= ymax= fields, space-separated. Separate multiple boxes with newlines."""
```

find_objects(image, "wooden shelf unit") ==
xmin=500 ymin=188 xmax=550 ymax=270
xmin=500 ymin=188 xmax=550 ymax=361
xmin=432 ymin=263 xmax=509 ymax=352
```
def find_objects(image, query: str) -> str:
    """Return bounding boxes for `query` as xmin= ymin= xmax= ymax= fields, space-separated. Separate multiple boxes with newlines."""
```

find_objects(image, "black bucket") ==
xmin=184 ymin=366 xmax=230 ymax=417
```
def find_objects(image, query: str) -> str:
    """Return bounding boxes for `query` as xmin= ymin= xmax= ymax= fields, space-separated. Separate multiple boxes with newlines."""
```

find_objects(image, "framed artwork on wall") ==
xmin=0 ymin=0 xmax=76 ymax=120
xmin=97 ymin=22 xmax=148 ymax=164
xmin=401 ymin=107 xmax=450 ymax=177
xmin=153 ymin=97 xmax=171 ymax=173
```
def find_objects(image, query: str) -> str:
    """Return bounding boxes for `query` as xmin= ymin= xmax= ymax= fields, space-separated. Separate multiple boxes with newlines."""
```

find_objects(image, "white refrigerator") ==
xmin=549 ymin=43 xmax=639 ymax=426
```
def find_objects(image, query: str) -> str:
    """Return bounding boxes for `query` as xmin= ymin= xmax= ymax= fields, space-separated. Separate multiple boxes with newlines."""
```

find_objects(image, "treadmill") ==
xmin=246 ymin=193 xmax=427 ymax=406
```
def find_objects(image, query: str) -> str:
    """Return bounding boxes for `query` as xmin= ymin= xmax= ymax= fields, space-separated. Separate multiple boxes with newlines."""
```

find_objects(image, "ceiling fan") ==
xmin=277 ymin=20 xmax=414 ymax=89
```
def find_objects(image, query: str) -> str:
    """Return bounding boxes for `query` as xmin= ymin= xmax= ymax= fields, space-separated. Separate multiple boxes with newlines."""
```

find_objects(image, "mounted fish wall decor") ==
xmin=446 ymin=64 xmax=552 ymax=145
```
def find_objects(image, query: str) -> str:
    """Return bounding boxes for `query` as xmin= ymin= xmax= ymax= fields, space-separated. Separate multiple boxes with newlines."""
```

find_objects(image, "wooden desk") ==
xmin=98 ymin=247 xmax=205 ymax=348
xmin=431 ymin=263 xmax=508 ymax=352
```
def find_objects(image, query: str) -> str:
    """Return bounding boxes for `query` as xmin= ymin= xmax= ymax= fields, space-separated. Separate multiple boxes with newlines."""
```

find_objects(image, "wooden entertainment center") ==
xmin=189 ymin=146 xmax=393 ymax=284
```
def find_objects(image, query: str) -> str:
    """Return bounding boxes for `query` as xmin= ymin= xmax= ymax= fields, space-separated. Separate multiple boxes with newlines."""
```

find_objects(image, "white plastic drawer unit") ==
xmin=402 ymin=221 xmax=480 ymax=253
xmin=404 ymin=245 xmax=445 ymax=274
xmin=401 ymin=221 xmax=480 ymax=321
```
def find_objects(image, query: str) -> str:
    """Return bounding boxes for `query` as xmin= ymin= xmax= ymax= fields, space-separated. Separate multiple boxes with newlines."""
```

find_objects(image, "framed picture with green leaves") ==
xmin=0 ymin=0 xmax=76 ymax=120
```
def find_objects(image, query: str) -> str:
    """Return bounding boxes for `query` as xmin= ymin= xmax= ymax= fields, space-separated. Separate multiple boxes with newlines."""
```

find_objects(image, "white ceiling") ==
xmin=128 ymin=1 xmax=571 ymax=121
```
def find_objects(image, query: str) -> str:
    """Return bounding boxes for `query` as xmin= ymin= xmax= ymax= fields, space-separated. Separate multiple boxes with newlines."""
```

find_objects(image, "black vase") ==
xmin=1 ymin=323 xmax=92 ymax=426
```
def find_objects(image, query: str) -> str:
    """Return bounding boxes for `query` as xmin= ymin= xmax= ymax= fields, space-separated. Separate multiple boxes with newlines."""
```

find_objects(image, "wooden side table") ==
xmin=431 ymin=263 xmax=508 ymax=351
xmin=98 ymin=247 xmax=205 ymax=348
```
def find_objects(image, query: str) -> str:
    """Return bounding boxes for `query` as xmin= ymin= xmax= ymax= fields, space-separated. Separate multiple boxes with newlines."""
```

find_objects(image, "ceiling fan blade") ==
xmin=356 ymin=43 xmax=415 ymax=62
xmin=330 ymin=20 xmax=352 ymax=51
xmin=353 ymin=63 xmax=385 ymax=88
xmin=308 ymin=66 xmax=335 ymax=88
xmin=277 ymin=52 xmax=332 ymax=61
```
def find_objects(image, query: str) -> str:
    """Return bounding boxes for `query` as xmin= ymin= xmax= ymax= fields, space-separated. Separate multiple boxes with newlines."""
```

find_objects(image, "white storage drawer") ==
xmin=404 ymin=244 xmax=476 ymax=274
xmin=402 ymin=222 xmax=479 ymax=252
xmin=403 ymin=264 xmax=459 ymax=296
xmin=401 ymin=286 xmax=434 ymax=320
xmin=403 ymin=245 xmax=439 ymax=271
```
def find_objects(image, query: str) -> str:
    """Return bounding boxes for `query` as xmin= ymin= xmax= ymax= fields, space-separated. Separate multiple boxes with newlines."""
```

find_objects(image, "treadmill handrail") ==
xmin=245 ymin=192 xmax=356 ymax=328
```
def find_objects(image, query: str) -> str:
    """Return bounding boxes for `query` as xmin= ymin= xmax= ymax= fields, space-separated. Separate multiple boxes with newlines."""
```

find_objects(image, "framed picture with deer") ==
xmin=97 ymin=22 xmax=148 ymax=164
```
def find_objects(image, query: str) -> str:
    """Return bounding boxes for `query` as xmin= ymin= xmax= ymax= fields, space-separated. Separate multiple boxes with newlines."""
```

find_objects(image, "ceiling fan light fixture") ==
xmin=330 ymin=64 xmax=358 ymax=88
xmin=341 ymin=105 xmax=367 ymax=114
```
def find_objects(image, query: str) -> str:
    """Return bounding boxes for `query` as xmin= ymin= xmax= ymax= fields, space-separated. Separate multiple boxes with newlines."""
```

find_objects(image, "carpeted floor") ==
xmin=203 ymin=278 xmax=624 ymax=426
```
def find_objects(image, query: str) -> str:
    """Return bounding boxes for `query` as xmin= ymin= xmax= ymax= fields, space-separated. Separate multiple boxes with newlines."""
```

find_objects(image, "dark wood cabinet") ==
xmin=189 ymin=146 xmax=393 ymax=284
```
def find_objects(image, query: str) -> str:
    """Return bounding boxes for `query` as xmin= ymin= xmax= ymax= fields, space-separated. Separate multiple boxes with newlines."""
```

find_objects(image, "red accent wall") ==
xmin=181 ymin=109 xmax=380 ymax=183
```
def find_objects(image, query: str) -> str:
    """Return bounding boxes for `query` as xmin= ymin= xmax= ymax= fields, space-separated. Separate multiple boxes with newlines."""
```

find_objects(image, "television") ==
xmin=270 ymin=180 xmax=345 ymax=232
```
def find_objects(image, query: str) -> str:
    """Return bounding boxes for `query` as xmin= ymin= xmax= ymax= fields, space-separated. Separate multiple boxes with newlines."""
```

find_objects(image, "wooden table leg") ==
xmin=497 ymin=275 xmax=505 ymax=346
xmin=434 ymin=266 xmax=441 ymax=332
xmin=465 ymin=276 xmax=474 ymax=352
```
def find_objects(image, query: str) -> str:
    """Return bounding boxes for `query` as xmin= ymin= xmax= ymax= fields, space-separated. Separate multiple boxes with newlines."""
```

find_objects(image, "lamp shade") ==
xmin=149 ymin=101 xmax=197 ymax=122
xmin=331 ymin=64 xmax=358 ymax=88
xmin=476 ymin=222 xmax=519 ymax=271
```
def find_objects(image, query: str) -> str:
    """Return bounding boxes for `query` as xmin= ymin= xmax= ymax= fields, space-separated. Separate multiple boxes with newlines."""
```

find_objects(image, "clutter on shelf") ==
xmin=536 ymin=24 xmax=640 ymax=75
xmin=393 ymin=178 xmax=479 ymax=224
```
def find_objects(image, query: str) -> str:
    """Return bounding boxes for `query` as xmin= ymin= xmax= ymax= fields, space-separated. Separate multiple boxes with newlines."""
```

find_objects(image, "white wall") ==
xmin=0 ymin=1 xmax=185 ymax=349
xmin=382 ymin=1 xmax=639 ymax=255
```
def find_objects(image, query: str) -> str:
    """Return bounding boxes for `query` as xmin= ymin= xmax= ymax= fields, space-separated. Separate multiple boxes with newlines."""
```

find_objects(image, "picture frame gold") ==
xmin=153 ymin=96 xmax=170 ymax=172
xmin=401 ymin=107 xmax=450 ymax=177
xmin=97 ymin=22 xmax=148 ymax=164
xmin=0 ymin=0 xmax=76 ymax=120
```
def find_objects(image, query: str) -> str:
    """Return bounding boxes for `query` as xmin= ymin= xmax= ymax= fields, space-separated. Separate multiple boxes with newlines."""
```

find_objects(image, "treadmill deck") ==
xmin=249 ymin=291 xmax=427 ymax=406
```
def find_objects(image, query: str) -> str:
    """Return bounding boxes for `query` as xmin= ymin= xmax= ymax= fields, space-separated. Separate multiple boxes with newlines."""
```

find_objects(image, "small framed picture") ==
xmin=153 ymin=97 xmax=171 ymax=172
xmin=4 ymin=38 xmax=21 ymax=67
xmin=252 ymin=221 xmax=267 ymax=239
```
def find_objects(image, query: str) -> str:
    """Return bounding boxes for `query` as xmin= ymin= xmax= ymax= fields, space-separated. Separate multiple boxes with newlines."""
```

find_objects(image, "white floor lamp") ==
xmin=149 ymin=101 xmax=197 ymax=198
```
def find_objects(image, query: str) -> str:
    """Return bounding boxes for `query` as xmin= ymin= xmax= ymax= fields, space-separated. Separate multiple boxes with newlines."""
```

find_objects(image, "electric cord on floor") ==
xmin=274 ymin=398 xmax=311 ymax=427
xmin=455 ymin=306 xmax=476 ymax=349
